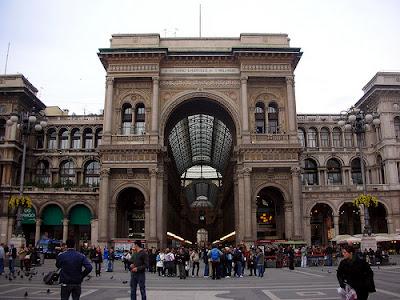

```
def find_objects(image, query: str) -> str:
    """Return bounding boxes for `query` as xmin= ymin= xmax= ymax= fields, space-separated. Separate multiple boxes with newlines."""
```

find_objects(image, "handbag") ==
xmin=337 ymin=284 xmax=357 ymax=300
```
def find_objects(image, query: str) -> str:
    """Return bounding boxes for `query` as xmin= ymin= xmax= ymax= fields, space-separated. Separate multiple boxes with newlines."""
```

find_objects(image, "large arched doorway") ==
xmin=40 ymin=204 xmax=63 ymax=240
xmin=68 ymin=204 xmax=92 ymax=247
xmin=310 ymin=203 xmax=334 ymax=245
xmin=339 ymin=203 xmax=361 ymax=235
xmin=116 ymin=187 xmax=145 ymax=239
xmin=369 ymin=203 xmax=388 ymax=233
xmin=164 ymin=97 xmax=237 ymax=244
xmin=256 ymin=187 xmax=285 ymax=239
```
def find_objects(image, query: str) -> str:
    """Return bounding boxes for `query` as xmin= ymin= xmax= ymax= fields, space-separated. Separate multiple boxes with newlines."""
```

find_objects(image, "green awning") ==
xmin=42 ymin=205 xmax=63 ymax=226
xmin=21 ymin=207 xmax=36 ymax=224
xmin=69 ymin=205 xmax=92 ymax=225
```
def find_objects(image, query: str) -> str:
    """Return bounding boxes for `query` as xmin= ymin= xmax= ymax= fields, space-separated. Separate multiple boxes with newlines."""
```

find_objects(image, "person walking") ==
xmin=300 ymin=246 xmax=307 ymax=268
xmin=256 ymin=248 xmax=265 ymax=277
xmin=129 ymin=240 xmax=148 ymax=300
xmin=107 ymin=247 xmax=115 ymax=272
xmin=92 ymin=246 xmax=103 ymax=276
xmin=190 ymin=249 xmax=200 ymax=277
xmin=337 ymin=244 xmax=376 ymax=300
xmin=6 ymin=244 xmax=17 ymax=276
xmin=56 ymin=239 xmax=92 ymax=300
xmin=0 ymin=243 xmax=5 ymax=275
xmin=208 ymin=244 xmax=222 ymax=280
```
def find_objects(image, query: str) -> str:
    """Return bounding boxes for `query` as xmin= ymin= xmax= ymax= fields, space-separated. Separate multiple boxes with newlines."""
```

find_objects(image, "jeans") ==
xmin=8 ymin=258 xmax=15 ymax=274
xmin=257 ymin=265 xmax=264 ymax=277
xmin=107 ymin=260 xmax=114 ymax=271
xmin=211 ymin=261 xmax=220 ymax=279
xmin=301 ymin=256 xmax=307 ymax=267
xmin=61 ymin=284 xmax=81 ymax=300
xmin=0 ymin=258 xmax=4 ymax=274
xmin=191 ymin=262 xmax=199 ymax=276
xmin=204 ymin=262 xmax=209 ymax=276
xmin=131 ymin=272 xmax=146 ymax=300
xmin=235 ymin=261 xmax=242 ymax=276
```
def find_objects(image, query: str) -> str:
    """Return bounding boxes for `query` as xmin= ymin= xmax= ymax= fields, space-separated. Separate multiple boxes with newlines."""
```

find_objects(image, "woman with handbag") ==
xmin=337 ymin=244 xmax=376 ymax=300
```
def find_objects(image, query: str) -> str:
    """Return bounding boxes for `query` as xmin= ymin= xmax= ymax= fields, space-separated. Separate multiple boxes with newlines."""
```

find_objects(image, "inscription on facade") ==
xmin=160 ymin=67 xmax=240 ymax=74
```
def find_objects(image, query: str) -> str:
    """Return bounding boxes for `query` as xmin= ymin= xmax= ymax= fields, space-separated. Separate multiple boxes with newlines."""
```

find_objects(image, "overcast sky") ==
xmin=1 ymin=0 xmax=399 ymax=115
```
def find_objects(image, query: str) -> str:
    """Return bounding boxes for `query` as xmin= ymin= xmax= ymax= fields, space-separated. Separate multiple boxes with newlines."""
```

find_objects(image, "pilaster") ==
xmin=98 ymin=168 xmax=110 ymax=242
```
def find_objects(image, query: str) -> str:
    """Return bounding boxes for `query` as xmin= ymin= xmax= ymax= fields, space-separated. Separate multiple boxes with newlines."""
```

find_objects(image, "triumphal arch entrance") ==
xmin=97 ymin=33 xmax=303 ymax=248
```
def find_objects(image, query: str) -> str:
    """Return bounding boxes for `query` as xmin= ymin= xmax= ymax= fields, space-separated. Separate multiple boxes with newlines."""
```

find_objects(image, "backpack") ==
xmin=210 ymin=248 xmax=220 ymax=262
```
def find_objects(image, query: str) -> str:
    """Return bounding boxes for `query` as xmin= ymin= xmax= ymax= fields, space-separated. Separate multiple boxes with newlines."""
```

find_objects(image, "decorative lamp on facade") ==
xmin=338 ymin=106 xmax=380 ymax=236
xmin=7 ymin=110 xmax=47 ymax=236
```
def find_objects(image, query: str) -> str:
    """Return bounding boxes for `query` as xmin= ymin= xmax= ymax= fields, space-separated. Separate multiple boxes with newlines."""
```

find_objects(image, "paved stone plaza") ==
xmin=0 ymin=257 xmax=400 ymax=300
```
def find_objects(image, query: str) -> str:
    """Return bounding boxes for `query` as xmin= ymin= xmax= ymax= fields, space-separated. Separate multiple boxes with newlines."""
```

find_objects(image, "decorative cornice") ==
xmin=159 ymin=79 xmax=240 ymax=89
xmin=241 ymin=63 xmax=290 ymax=72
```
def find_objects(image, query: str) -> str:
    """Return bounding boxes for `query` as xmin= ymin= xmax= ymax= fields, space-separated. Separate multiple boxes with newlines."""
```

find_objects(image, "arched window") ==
xmin=320 ymin=127 xmax=330 ymax=148
xmin=351 ymin=158 xmax=363 ymax=184
xmin=83 ymin=128 xmax=93 ymax=149
xmin=298 ymin=128 xmax=306 ymax=147
xmin=71 ymin=128 xmax=81 ymax=149
xmin=344 ymin=131 xmax=353 ymax=147
xmin=0 ymin=119 xmax=6 ymax=141
xmin=121 ymin=104 xmax=132 ymax=135
xmin=60 ymin=160 xmax=75 ymax=185
xmin=135 ymin=103 xmax=145 ymax=135
xmin=255 ymin=102 xmax=265 ymax=133
xmin=377 ymin=155 xmax=385 ymax=184
xmin=95 ymin=128 xmax=102 ymax=148
xmin=267 ymin=102 xmax=278 ymax=134
xmin=332 ymin=127 xmax=342 ymax=147
xmin=59 ymin=129 xmax=69 ymax=149
xmin=307 ymin=128 xmax=318 ymax=148
xmin=327 ymin=158 xmax=342 ymax=184
xmin=394 ymin=116 xmax=400 ymax=138
xmin=84 ymin=161 xmax=100 ymax=186
xmin=303 ymin=158 xmax=318 ymax=185
xmin=36 ymin=130 xmax=44 ymax=149
xmin=36 ymin=160 xmax=50 ymax=184
xmin=47 ymin=129 xmax=57 ymax=149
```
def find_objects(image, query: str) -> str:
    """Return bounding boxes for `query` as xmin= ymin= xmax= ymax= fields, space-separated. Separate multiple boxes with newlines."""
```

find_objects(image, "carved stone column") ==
xmin=234 ymin=175 xmax=240 ymax=244
xmin=90 ymin=218 xmax=98 ymax=246
xmin=149 ymin=168 xmax=158 ymax=245
xmin=386 ymin=215 xmax=394 ymax=234
xmin=284 ymin=202 xmax=293 ymax=240
xmin=62 ymin=218 xmax=69 ymax=243
xmin=240 ymin=76 xmax=250 ymax=143
xmin=35 ymin=218 xmax=41 ymax=244
xmin=103 ymin=77 xmax=114 ymax=139
xmin=303 ymin=216 xmax=311 ymax=245
xmin=156 ymin=168 xmax=164 ymax=248
xmin=98 ymin=168 xmax=110 ymax=242
xmin=151 ymin=77 xmax=159 ymax=142
xmin=286 ymin=76 xmax=297 ymax=135
xmin=291 ymin=166 xmax=302 ymax=238
xmin=333 ymin=214 xmax=340 ymax=237
xmin=237 ymin=170 xmax=245 ymax=243
xmin=243 ymin=168 xmax=252 ymax=241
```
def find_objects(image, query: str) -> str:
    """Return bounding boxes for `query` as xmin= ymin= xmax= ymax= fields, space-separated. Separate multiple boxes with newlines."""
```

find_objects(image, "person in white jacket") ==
xmin=156 ymin=250 xmax=165 ymax=276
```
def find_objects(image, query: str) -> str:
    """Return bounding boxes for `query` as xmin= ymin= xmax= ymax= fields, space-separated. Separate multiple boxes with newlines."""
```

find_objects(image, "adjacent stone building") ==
xmin=0 ymin=34 xmax=399 ymax=249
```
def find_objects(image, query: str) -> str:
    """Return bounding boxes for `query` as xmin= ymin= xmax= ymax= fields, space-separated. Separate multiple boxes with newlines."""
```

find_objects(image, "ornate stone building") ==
xmin=0 ymin=34 xmax=399 ymax=249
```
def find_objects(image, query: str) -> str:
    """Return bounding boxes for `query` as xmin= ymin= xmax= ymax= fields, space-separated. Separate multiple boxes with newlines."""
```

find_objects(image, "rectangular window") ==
xmin=85 ymin=139 xmax=93 ymax=149
xmin=72 ymin=139 xmax=80 ymax=149
xmin=48 ymin=139 xmax=57 ymax=150
xmin=344 ymin=132 xmax=353 ymax=147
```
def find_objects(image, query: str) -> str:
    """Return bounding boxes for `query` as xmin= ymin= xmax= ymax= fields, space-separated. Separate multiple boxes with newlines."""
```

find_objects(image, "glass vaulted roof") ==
xmin=169 ymin=114 xmax=233 ymax=176
xmin=169 ymin=114 xmax=233 ymax=209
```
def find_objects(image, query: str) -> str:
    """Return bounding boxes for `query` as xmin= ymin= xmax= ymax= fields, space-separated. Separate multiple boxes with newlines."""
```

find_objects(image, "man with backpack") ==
xmin=208 ymin=244 xmax=223 ymax=280
xmin=56 ymin=239 xmax=92 ymax=300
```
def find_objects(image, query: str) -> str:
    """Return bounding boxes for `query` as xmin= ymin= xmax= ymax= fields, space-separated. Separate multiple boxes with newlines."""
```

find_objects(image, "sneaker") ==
xmin=240 ymin=275 xmax=243 ymax=278
xmin=225 ymin=276 xmax=230 ymax=278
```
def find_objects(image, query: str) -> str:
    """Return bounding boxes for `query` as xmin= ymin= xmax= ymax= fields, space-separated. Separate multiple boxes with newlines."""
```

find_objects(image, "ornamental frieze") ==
xmin=109 ymin=64 xmax=159 ymax=73
xmin=102 ymin=152 xmax=157 ymax=162
xmin=243 ymin=150 xmax=297 ymax=161
xmin=241 ymin=63 xmax=291 ymax=72
xmin=115 ymin=81 xmax=152 ymax=89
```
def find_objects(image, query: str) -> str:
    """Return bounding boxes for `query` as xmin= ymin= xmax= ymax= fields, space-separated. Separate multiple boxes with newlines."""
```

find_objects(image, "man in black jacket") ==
xmin=130 ymin=240 xmax=148 ymax=300
xmin=56 ymin=239 xmax=92 ymax=300
xmin=337 ymin=244 xmax=375 ymax=300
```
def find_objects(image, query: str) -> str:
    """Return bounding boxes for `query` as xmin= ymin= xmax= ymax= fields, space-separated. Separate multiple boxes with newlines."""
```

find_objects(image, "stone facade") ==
xmin=0 ymin=35 xmax=399 ymax=249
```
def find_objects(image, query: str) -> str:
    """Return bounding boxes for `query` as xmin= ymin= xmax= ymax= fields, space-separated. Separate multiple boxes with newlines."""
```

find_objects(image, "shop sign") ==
xmin=21 ymin=207 xmax=36 ymax=224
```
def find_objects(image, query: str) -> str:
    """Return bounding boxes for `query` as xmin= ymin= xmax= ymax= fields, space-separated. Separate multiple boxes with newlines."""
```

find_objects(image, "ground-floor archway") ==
xmin=68 ymin=204 xmax=92 ymax=247
xmin=256 ymin=186 xmax=285 ymax=240
xmin=40 ymin=204 xmax=63 ymax=240
xmin=369 ymin=203 xmax=388 ymax=233
xmin=339 ymin=203 xmax=361 ymax=235
xmin=310 ymin=203 xmax=333 ymax=246
xmin=116 ymin=187 xmax=145 ymax=239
